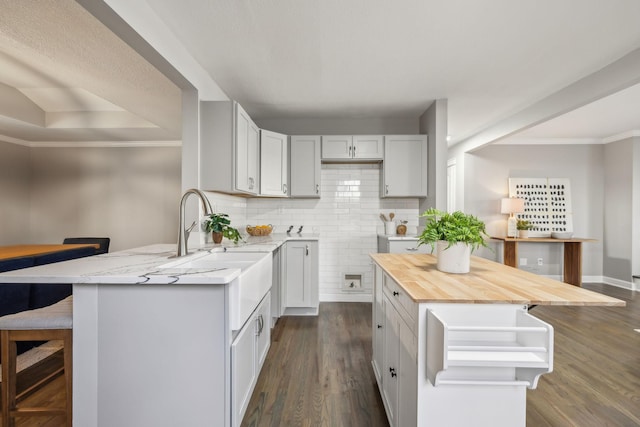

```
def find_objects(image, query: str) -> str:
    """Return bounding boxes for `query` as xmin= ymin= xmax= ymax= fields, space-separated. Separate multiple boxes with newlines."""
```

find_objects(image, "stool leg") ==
xmin=1 ymin=331 xmax=17 ymax=427
xmin=64 ymin=331 xmax=72 ymax=427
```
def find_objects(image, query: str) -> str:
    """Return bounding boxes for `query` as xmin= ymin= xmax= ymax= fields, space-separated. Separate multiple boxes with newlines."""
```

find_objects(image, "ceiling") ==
xmin=1 ymin=0 xmax=640 ymax=147
xmin=0 ymin=0 xmax=181 ymax=146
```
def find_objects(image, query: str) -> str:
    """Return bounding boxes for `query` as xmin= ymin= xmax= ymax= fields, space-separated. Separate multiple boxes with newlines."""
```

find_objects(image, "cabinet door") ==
xmin=290 ymin=136 xmax=321 ymax=198
xmin=231 ymin=315 xmax=257 ymax=426
xmin=235 ymin=103 xmax=260 ymax=194
xmin=372 ymin=265 xmax=385 ymax=384
xmin=260 ymin=130 xmax=288 ymax=197
xmin=382 ymin=135 xmax=427 ymax=197
xmin=321 ymin=135 xmax=353 ymax=159
xmin=382 ymin=296 xmax=400 ymax=427
xmin=353 ymin=135 xmax=383 ymax=160
xmin=397 ymin=314 xmax=417 ymax=427
xmin=284 ymin=241 xmax=312 ymax=307
xmin=255 ymin=293 xmax=271 ymax=369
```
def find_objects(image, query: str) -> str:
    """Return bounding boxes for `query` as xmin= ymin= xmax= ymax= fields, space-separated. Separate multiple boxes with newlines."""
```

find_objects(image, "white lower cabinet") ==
xmin=281 ymin=240 xmax=319 ymax=315
xmin=371 ymin=265 xmax=385 ymax=384
xmin=231 ymin=292 xmax=271 ymax=427
xmin=379 ymin=272 xmax=417 ymax=427
xmin=372 ymin=265 xmax=554 ymax=427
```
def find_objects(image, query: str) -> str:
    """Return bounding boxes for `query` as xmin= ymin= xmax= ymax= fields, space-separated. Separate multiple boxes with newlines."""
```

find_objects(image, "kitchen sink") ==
xmin=159 ymin=251 xmax=267 ymax=269
xmin=158 ymin=250 xmax=272 ymax=330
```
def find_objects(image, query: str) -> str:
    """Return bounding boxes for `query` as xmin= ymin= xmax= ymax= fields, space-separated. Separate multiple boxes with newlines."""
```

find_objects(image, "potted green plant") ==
xmin=203 ymin=213 xmax=242 ymax=244
xmin=417 ymin=208 xmax=489 ymax=273
xmin=516 ymin=219 xmax=532 ymax=238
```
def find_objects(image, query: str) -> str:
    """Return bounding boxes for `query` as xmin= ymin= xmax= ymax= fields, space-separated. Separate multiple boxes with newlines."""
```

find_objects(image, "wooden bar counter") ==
xmin=0 ymin=244 xmax=99 ymax=261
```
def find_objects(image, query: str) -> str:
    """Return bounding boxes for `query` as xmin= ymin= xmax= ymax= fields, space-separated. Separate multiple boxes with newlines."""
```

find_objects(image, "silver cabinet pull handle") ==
xmin=385 ymin=184 xmax=389 ymax=194
xmin=349 ymin=145 xmax=352 ymax=156
xmin=316 ymin=184 xmax=320 ymax=194
xmin=353 ymin=145 xmax=356 ymax=156
xmin=306 ymin=245 xmax=309 ymax=256
xmin=406 ymin=247 xmax=418 ymax=252
xmin=283 ymin=183 xmax=287 ymax=194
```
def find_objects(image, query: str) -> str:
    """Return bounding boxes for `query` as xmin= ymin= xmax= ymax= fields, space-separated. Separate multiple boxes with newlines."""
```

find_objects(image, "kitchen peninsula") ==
xmin=0 ymin=234 xmax=318 ymax=427
xmin=370 ymin=253 xmax=624 ymax=427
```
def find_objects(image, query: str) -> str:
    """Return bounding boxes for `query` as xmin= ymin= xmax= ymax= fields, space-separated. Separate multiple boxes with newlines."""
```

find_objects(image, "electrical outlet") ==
xmin=519 ymin=258 xmax=527 ymax=266
xmin=537 ymin=258 xmax=543 ymax=266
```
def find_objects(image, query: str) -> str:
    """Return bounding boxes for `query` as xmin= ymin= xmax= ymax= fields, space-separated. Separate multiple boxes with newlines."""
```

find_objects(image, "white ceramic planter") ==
xmin=518 ymin=230 xmax=530 ymax=238
xmin=436 ymin=240 xmax=471 ymax=274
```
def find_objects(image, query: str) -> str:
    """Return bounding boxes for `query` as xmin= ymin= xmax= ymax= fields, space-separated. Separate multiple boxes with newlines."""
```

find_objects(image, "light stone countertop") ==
xmin=0 ymin=233 xmax=319 ymax=286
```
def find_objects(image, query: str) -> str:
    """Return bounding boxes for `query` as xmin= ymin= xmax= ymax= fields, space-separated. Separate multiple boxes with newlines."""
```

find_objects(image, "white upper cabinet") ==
xmin=353 ymin=135 xmax=384 ymax=159
xmin=200 ymin=101 xmax=260 ymax=195
xmin=321 ymin=135 xmax=383 ymax=161
xmin=260 ymin=130 xmax=288 ymax=197
xmin=381 ymin=135 xmax=428 ymax=198
xmin=290 ymin=135 xmax=321 ymax=198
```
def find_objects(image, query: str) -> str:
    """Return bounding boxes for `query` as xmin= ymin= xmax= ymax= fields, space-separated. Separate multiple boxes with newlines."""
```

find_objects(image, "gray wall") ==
xmin=603 ymin=137 xmax=637 ymax=282
xmin=1 ymin=142 xmax=181 ymax=252
xmin=419 ymin=99 xmax=448 ymax=220
xmin=462 ymin=143 xmax=605 ymax=279
xmin=0 ymin=141 xmax=30 ymax=244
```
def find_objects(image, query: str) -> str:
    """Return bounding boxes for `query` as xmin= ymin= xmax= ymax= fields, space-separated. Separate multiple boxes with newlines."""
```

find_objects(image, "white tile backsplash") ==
xmin=205 ymin=164 xmax=420 ymax=301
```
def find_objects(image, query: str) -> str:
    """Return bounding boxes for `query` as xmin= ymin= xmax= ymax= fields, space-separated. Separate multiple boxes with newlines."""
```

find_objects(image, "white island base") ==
xmin=74 ymin=284 xmax=230 ymax=427
xmin=370 ymin=253 xmax=623 ymax=427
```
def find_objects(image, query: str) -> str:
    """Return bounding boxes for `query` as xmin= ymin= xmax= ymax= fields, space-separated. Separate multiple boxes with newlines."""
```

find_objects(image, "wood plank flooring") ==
xmin=526 ymin=284 xmax=640 ymax=426
xmin=4 ymin=283 xmax=638 ymax=426
xmin=242 ymin=302 xmax=388 ymax=427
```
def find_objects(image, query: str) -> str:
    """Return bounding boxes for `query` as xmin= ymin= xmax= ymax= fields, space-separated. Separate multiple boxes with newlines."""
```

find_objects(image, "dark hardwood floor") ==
xmin=242 ymin=302 xmax=388 ymax=427
xmin=526 ymin=284 xmax=640 ymax=426
xmin=4 ymin=284 xmax=638 ymax=426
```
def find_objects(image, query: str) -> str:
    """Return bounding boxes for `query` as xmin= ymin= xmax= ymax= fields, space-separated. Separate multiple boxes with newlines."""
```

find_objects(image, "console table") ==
xmin=491 ymin=237 xmax=596 ymax=287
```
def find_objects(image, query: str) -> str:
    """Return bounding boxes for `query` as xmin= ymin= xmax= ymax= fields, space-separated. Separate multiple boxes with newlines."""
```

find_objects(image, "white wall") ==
xmin=462 ymin=143 xmax=605 ymax=280
xmin=204 ymin=164 xmax=420 ymax=301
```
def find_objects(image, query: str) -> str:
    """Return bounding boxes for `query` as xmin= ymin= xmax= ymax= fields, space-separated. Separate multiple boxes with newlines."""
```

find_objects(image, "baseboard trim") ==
xmin=602 ymin=276 xmax=637 ymax=291
xmin=320 ymin=293 xmax=373 ymax=303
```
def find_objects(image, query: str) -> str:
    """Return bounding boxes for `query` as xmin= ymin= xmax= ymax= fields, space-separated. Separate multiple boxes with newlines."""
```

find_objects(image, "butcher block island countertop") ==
xmin=370 ymin=253 xmax=625 ymax=306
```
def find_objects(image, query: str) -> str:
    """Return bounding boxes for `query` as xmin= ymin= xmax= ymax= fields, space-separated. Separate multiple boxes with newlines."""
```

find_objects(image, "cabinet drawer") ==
xmin=387 ymin=240 xmax=430 ymax=254
xmin=383 ymin=274 xmax=416 ymax=329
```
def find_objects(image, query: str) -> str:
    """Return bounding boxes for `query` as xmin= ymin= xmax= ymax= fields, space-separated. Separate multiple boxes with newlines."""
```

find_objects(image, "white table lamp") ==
xmin=501 ymin=198 xmax=525 ymax=238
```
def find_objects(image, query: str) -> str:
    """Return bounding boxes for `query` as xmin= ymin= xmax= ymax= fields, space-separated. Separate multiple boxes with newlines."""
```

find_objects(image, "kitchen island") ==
xmin=370 ymin=253 xmax=624 ymax=427
xmin=0 ymin=236 xmax=313 ymax=427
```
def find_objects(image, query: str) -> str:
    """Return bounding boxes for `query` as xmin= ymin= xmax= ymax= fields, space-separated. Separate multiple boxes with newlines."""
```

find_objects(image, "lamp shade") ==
xmin=501 ymin=198 xmax=525 ymax=214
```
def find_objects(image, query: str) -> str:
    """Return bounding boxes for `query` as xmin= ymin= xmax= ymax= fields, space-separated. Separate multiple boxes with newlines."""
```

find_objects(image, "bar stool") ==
xmin=0 ymin=296 xmax=72 ymax=427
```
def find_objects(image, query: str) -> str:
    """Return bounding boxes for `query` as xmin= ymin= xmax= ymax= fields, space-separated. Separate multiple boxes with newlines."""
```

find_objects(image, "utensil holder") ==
xmin=384 ymin=221 xmax=396 ymax=235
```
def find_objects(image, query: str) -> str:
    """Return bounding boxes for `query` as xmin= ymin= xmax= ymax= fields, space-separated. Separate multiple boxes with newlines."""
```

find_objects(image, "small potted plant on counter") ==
xmin=204 ymin=213 xmax=242 ymax=244
xmin=417 ymin=208 xmax=489 ymax=274
xmin=516 ymin=219 xmax=533 ymax=238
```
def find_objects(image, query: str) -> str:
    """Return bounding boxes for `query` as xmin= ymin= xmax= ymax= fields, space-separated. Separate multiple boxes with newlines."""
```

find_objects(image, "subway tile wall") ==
xmin=205 ymin=163 xmax=420 ymax=301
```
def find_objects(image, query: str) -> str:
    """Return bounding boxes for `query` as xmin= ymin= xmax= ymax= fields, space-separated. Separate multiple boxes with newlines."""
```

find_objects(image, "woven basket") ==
xmin=246 ymin=225 xmax=273 ymax=236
